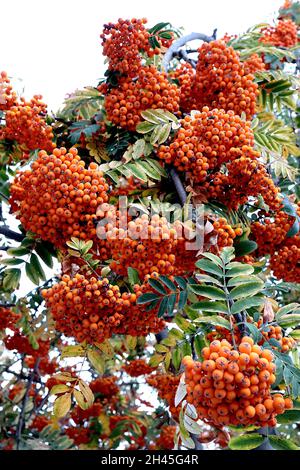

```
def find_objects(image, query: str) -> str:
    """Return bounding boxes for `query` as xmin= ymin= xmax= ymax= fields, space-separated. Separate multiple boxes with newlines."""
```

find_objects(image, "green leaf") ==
xmin=201 ymin=252 xmax=223 ymax=266
xmin=230 ymin=281 xmax=264 ymax=300
xmin=195 ymin=274 xmax=223 ymax=287
xmin=229 ymin=433 xmax=265 ymax=450
xmin=159 ymin=275 xmax=176 ymax=291
xmin=226 ymin=264 xmax=254 ymax=277
xmin=0 ymin=258 xmax=24 ymax=266
xmin=136 ymin=122 xmax=156 ymax=134
xmin=188 ymin=284 xmax=226 ymax=300
xmin=268 ymin=436 xmax=300 ymax=450
xmin=157 ymin=296 xmax=169 ymax=317
xmin=178 ymin=290 xmax=188 ymax=310
xmin=167 ymin=293 xmax=177 ymax=315
xmin=277 ymin=314 xmax=300 ymax=329
xmin=7 ymin=246 xmax=30 ymax=256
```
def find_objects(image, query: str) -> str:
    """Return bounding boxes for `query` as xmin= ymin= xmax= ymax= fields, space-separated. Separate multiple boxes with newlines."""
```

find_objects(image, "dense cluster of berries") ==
xmin=260 ymin=19 xmax=298 ymax=47
xmin=158 ymin=108 xmax=254 ymax=183
xmin=0 ymin=307 xmax=20 ymax=330
xmin=42 ymin=274 xmax=125 ymax=344
xmin=183 ymin=337 xmax=293 ymax=428
xmin=270 ymin=235 xmax=300 ymax=283
xmin=100 ymin=18 xmax=157 ymax=76
xmin=156 ymin=425 xmax=176 ymax=450
xmin=65 ymin=427 xmax=91 ymax=446
xmin=147 ymin=373 xmax=180 ymax=420
xmin=207 ymin=317 xmax=296 ymax=354
xmin=106 ymin=214 xmax=197 ymax=279
xmin=2 ymin=96 xmax=54 ymax=153
xmin=122 ymin=359 xmax=155 ymax=377
xmin=10 ymin=147 xmax=109 ymax=248
xmin=203 ymin=156 xmax=281 ymax=210
xmin=29 ymin=415 xmax=51 ymax=432
xmin=90 ymin=376 xmax=120 ymax=397
xmin=251 ymin=210 xmax=296 ymax=256
xmin=194 ymin=40 xmax=259 ymax=119
xmin=25 ymin=356 xmax=57 ymax=375
xmin=0 ymin=71 xmax=17 ymax=110
xmin=243 ymin=54 xmax=266 ymax=74
xmin=170 ymin=63 xmax=195 ymax=113
xmin=8 ymin=382 xmax=25 ymax=401
xmin=71 ymin=402 xmax=103 ymax=424
xmin=4 ymin=332 xmax=49 ymax=357
xmin=101 ymin=66 xmax=180 ymax=131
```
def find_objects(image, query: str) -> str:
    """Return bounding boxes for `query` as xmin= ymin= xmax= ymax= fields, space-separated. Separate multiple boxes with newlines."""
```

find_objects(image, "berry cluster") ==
xmin=101 ymin=66 xmax=180 ymax=131
xmin=270 ymin=235 xmax=300 ymax=283
xmin=156 ymin=425 xmax=176 ymax=450
xmin=71 ymin=402 xmax=103 ymax=424
xmin=42 ymin=274 xmax=125 ymax=344
xmin=29 ymin=416 xmax=51 ymax=432
xmin=0 ymin=71 xmax=17 ymax=111
xmin=183 ymin=337 xmax=293 ymax=428
xmin=25 ymin=356 xmax=58 ymax=375
xmin=65 ymin=427 xmax=91 ymax=446
xmin=10 ymin=147 xmax=109 ymax=248
xmin=194 ymin=40 xmax=259 ymax=119
xmin=260 ymin=19 xmax=298 ymax=47
xmin=90 ymin=376 xmax=120 ymax=397
xmin=147 ymin=373 xmax=180 ymax=420
xmin=122 ymin=359 xmax=155 ymax=377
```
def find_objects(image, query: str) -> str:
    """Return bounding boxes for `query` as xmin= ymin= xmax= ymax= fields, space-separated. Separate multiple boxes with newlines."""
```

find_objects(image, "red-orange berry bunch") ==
xmin=157 ymin=108 xmax=255 ymax=183
xmin=100 ymin=18 xmax=158 ymax=77
xmin=203 ymin=156 xmax=281 ymax=210
xmin=4 ymin=332 xmax=50 ymax=358
xmin=122 ymin=359 xmax=155 ymax=377
xmin=42 ymin=273 xmax=125 ymax=344
xmin=211 ymin=218 xmax=243 ymax=249
xmin=101 ymin=65 xmax=180 ymax=131
xmin=170 ymin=63 xmax=196 ymax=113
xmin=147 ymin=373 xmax=180 ymax=420
xmin=2 ymin=96 xmax=54 ymax=153
xmin=90 ymin=376 xmax=120 ymax=397
xmin=29 ymin=416 xmax=51 ymax=433
xmin=65 ymin=427 xmax=91 ymax=446
xmin=10 ymin=147 xmax=109 ymax=249
xmin=71 ymin=402 xmax=103 ymax=425
xmin=0 ymin=307 xmax=20 ymax=330
xmin=183 ymin=337 xmax=293 ymax=428
xmin=0 ymin=71 xmax=17 ymax=111
xmin=260 ymin=19 xmax=298 ymax=47
xmin=243 ymin=54 xmax=266 ymax=74
xmin=270 ymin=235 xmax=300 ymax=283
xmin=156 ymin=425 xmax=176 ymax=450
xmin=193 ymin=40 xmax=259 ymax=119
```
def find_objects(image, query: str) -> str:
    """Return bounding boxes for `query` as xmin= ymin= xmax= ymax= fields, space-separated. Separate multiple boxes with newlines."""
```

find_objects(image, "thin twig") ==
xmin=0 ymin=226 xmax=24 ymax=242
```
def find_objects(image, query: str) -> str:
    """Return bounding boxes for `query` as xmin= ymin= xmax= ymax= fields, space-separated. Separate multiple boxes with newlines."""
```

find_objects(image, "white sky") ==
xmin=1 ymin=0 xmax=283 ymax=112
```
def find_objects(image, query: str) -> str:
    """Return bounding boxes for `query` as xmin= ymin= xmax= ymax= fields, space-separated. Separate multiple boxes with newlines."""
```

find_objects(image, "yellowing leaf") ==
xmin=61 ymin=345 xmax=86 ymax=359
xmin=78 ymin=380 xmax=94 ymax=408
xmin=73 ymin=389 xmax=90 ymax=410
xmin=50 ymin=384 xmax=71 ymax=395
xmin=87 ymin=348 xmax=105 ymax=374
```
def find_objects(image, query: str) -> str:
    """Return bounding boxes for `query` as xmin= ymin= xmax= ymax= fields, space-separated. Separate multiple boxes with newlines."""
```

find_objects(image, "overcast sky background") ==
xmin=2 ymin=0 xmax=283 ymax=112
